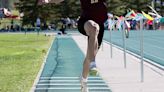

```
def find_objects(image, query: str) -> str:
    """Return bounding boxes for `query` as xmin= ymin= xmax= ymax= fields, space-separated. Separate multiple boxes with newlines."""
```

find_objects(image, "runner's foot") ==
xmin=80 ymin=77 xmax=89 ymax=92
xmin=89 ymin=61 xmax=98 ymax=76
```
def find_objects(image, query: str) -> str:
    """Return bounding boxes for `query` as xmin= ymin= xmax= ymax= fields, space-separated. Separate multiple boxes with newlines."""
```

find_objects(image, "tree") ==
xmin=15 ymin=0 xmax=154 ymax=26
xmin=107 ymin=0 xmax=126 ymax=16
xmin=15 ymin=0 xmax=39 ymax=26
xmin=15 ymin=0 xmax=81 ymax=26
xmin=121 ymin=0 xmax=152 ymax=13
xmin=107 ymin=0 xmax=152 ymax=16
xmin=154 ymin=0 xmax=163 ymax=16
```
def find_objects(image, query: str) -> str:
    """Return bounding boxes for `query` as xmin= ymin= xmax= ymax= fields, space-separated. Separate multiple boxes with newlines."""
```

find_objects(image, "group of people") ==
xmin=58 ymin=17 xmax=77 ymax=34
xmin=35 ymin=16 xmax=78 ymax=34
xmin=106 ymin=16 xmax=164 ymax=32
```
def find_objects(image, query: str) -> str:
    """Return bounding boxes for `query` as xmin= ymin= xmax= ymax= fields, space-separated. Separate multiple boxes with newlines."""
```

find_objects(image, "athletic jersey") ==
xmin=80 ymin=0 xmax=108 ymax=24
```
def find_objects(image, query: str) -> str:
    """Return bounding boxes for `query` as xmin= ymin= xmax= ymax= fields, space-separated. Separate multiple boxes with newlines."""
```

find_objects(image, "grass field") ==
xmin=0 ymin=33 xmax=54 ymax=92
xmin=0 ymin=18 xmax=21 ymax=29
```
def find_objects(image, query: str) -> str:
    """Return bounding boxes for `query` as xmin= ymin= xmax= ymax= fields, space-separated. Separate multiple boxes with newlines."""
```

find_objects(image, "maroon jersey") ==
xmin=80 ymin=0 xmax=108 ymax=24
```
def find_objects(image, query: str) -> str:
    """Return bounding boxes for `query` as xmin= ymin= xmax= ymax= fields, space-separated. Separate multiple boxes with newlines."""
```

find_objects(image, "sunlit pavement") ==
xmin=31 ymin=32 xmax=164 ymax=92
xmin=73 ymin=34 xmax=164 ymax=92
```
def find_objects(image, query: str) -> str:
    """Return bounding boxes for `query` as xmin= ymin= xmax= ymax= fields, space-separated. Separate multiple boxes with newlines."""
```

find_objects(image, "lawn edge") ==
xmin=29 ymin=36 xmax=55 ymax=92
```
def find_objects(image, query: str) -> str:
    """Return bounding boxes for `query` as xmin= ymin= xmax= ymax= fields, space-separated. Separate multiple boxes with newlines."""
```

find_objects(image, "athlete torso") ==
xmin=80 ymin=0 xmax=108 ymax=24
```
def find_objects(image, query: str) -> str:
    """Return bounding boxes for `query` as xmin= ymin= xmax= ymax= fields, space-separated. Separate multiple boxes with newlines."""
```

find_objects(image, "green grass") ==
xmin=0 ymin=33 xmax=54 ymax=92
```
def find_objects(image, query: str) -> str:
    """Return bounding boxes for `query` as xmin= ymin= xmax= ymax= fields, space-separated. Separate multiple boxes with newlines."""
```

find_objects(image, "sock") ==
xmin=90 ymin=61 xmax=95 ymax=65
xmin=81 ymin=76 xmax=88 ymax=82
xmin=92 ymin=59 xmax=96 ymax=62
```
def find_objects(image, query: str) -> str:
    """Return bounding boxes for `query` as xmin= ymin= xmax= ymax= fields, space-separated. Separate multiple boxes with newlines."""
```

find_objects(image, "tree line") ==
xmin=15 ymin=0 xmax=154 ymax=26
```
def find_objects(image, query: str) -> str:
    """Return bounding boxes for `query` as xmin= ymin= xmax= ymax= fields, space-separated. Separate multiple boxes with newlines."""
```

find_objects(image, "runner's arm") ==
xmin=49 ymin=0 xmax=64 ymax=4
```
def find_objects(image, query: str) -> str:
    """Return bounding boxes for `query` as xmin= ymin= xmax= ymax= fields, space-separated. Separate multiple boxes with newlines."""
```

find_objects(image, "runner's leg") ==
xmin=82 ymin=20 xmax=100 ymax=79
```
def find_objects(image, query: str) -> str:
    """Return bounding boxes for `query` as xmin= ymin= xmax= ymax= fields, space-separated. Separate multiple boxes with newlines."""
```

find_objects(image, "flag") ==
xmin=125 ymin=10 xmax=136 ymax=19
xmin=142 ymin=11 xmax=154 ymax=20
xmin=133 ymin=13 xmax=145 ymax=21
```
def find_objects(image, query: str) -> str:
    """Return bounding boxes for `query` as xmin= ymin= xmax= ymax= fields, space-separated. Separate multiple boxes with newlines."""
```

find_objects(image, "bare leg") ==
xmin=82 ymin=20 xmax=100 ymax=79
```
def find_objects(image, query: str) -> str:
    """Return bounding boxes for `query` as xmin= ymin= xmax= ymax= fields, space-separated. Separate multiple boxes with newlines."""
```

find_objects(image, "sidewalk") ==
xmin=72 ymin=34 xmax=164 ymax=92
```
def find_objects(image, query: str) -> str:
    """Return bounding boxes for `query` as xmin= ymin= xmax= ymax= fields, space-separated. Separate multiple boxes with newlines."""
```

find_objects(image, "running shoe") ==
xmin=89 ymin=61 xmax=98 ymax=76
xmin=80 ymin=78 xmax=89 ymax=92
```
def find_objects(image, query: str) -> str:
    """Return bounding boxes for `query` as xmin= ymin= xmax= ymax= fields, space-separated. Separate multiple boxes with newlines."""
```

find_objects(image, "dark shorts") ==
xmin=77 ymin=18 xmax=105 ymax=48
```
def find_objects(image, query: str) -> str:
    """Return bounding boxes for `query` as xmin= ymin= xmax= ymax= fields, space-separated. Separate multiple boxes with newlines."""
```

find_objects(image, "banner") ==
xmin=142 ymin=11 xmax=154 ymax=20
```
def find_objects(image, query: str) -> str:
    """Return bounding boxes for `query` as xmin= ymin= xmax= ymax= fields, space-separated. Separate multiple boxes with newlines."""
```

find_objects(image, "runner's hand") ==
xmin=38 ymin=0 xmax=64 ymax=5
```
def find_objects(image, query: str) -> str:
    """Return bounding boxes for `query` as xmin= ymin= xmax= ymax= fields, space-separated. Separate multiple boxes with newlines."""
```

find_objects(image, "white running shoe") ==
xmin=80 ymin=78 xmax=89 ymax=92
xmin=89 ymin=61 xmax=98 ymax=76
